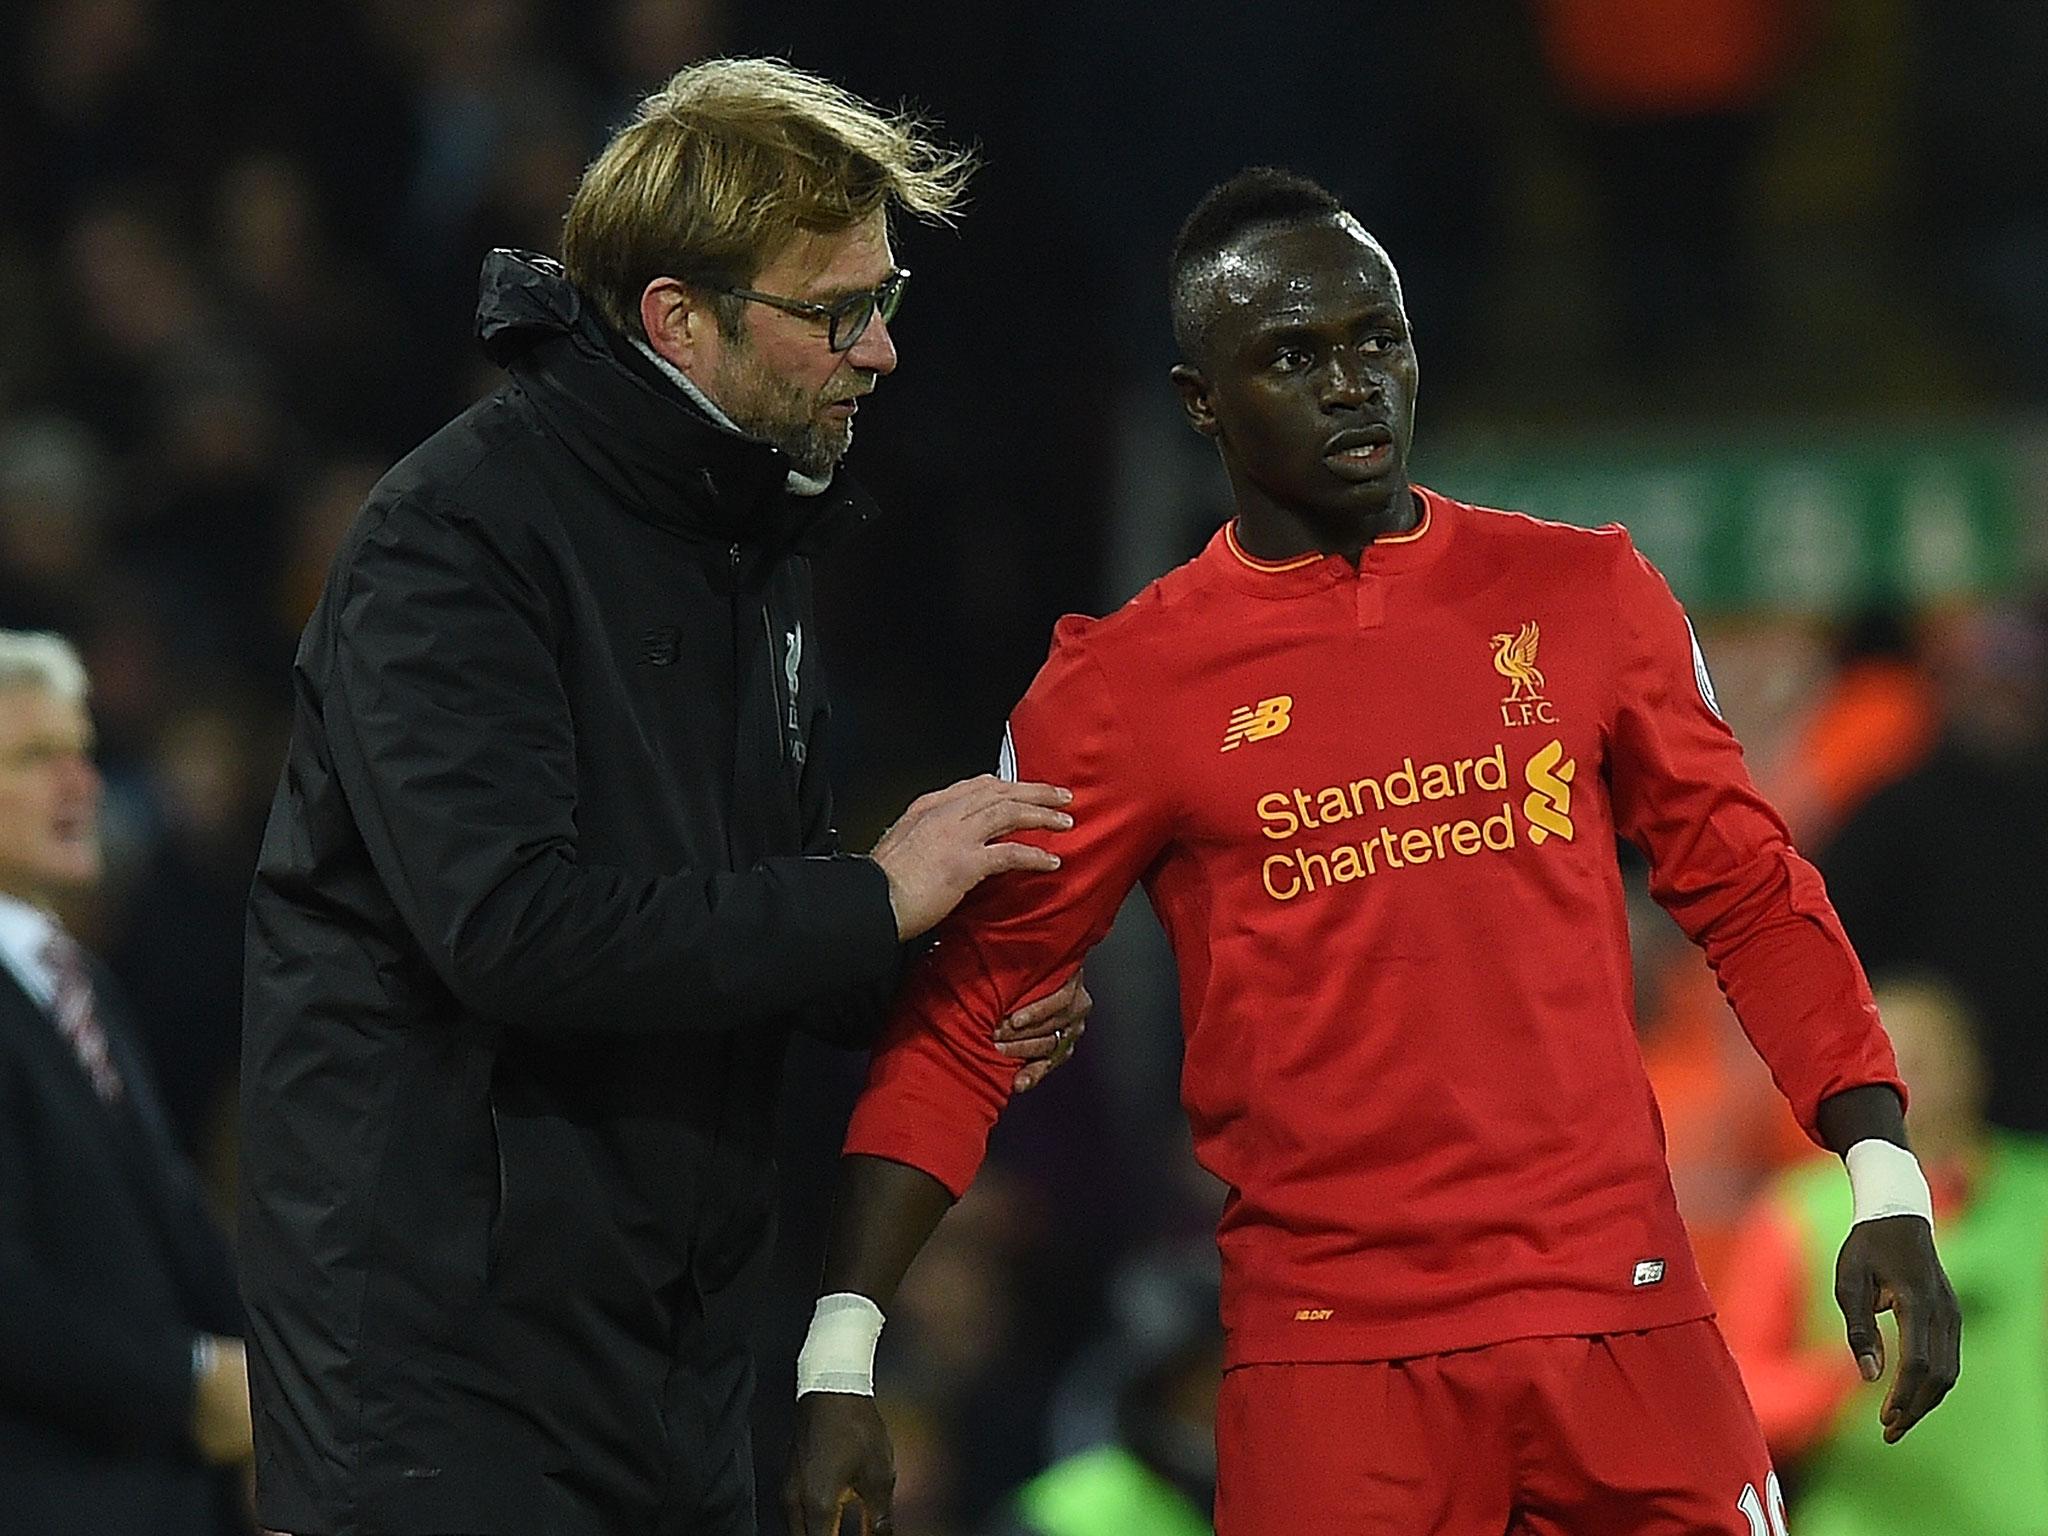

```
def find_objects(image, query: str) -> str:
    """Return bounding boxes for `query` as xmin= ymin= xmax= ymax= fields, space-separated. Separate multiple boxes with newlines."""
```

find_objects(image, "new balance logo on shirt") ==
xmin=1222 ymin=695 xmax=1293 ymax=751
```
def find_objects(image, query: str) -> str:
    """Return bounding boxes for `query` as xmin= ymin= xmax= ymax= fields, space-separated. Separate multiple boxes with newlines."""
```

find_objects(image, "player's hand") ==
xmin=1834 ymin=1214 xmax=1961 ymax=1442
xmin=871 ymin=775 xmax=1071 ymax=942
xmin=190 ymin=1335 xmax=255 ymax=1465
xmin=785 ymin=1390 xmax=895 ymax=1536
xmin=995 ymin=968 xmax=1091 ymax=1092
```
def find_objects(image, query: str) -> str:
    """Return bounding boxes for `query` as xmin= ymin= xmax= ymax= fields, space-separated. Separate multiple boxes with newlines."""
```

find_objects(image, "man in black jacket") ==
xmin=0 ymin=630 xmax=253 ymax=1535
xmin=241 ymin=59 xmax=1084 ymax=1536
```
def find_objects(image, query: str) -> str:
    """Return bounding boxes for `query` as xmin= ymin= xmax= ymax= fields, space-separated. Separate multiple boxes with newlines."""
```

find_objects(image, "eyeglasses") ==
xmin=723 ymin=268 xmax=910 ymax=352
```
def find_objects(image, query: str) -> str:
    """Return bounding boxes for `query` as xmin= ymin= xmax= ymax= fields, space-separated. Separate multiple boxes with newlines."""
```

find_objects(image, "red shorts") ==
xmin=1216 ymin=1319 xmax=1788 ymax=1536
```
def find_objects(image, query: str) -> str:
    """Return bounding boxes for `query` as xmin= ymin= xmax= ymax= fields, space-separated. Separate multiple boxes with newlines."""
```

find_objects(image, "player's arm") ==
xmin=1603 ymin=534 xmax=1958 ymax=1442
xmin=783 ymin=1154 xmax=954 ymax=1535
xmin=784 ymin=629 xmax=1168 ymax=1536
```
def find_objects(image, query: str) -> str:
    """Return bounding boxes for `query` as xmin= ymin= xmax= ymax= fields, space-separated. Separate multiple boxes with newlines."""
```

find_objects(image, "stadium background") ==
xmin=3 ymin=1 xmax=2043 ymax=1530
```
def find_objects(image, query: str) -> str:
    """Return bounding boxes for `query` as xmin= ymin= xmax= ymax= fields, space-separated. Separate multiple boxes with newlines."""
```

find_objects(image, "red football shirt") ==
xmin=846 ymin=488 xmax=1901 ymax=1366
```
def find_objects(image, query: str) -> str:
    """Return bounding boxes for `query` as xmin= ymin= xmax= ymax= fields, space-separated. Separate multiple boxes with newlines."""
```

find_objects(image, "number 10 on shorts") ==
xmin=1738 ymin=1472 xmax=1789 ymax=1536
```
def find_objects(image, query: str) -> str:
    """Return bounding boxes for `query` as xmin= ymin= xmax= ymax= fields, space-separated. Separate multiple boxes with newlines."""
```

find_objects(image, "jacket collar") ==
xmin=474 ymin=249 xmax=876 ymax=562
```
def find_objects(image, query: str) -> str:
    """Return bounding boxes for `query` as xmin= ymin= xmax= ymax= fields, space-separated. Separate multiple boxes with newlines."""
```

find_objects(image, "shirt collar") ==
xmin=1206 ymin=485 xmax=1453 ymax=598
xmin=0 ymin=892 xmax=60 ymax=1008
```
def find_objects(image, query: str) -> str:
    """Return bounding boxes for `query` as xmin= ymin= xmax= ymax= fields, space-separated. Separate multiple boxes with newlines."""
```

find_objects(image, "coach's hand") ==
xmin=872 ymin=775 xmax=1072 ymax=941
xmin=995 ymin=968 xmax=1092 ymax=1092
xmin=1834 ymin=1214 xmax=1961 ymax=1443
xmin=786 ymin=1390 xmax=895 ymax=1536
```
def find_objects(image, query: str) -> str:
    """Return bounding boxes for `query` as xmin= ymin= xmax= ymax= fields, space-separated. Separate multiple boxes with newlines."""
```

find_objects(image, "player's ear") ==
xmin=1171 ymin=363 xmax=1220 ymax=438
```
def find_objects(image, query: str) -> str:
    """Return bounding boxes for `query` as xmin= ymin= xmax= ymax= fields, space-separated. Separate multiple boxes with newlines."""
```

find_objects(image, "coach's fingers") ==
xmin=980 ymin=841 xmax=1062 ymax=877
xmin=985 ymin=779 xmax=1072 ymax=808
xmin=953 ymin=776 xmax=1069 ymax=814
xmin=969 ymin=805 xmax=1074 ymax=846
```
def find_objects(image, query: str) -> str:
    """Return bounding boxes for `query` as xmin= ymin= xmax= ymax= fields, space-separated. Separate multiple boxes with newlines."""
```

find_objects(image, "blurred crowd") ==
xmin=3 ymin=1 xmax=2045 ymax=1532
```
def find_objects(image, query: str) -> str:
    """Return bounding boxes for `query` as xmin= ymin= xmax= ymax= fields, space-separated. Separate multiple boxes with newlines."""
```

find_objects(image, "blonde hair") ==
xmin=561 ymin=57 xmax=974 ymax=340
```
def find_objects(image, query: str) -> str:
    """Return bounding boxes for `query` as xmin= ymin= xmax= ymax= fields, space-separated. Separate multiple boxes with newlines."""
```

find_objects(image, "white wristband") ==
xmin=795 ymin=1292 xmax=885 ymax=1398
xmin=1844 ymin=1138 xmax=1934 ymax=1228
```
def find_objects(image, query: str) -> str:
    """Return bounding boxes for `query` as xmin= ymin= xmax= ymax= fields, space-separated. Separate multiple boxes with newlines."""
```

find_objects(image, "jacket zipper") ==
xmin=487 ymin=1096 xmax=506 ymax=1269
xmin=762 ymin=607 xmax=788 ymax=764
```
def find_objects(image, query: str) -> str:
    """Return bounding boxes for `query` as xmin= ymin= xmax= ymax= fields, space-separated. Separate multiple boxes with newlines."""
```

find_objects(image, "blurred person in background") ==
xmin=1528 ymin=0 xmax=1811 ymax=370
xmin=1820 ymin=605 xmax=2048 ymax=1135
xmin=984 ymin=1246 xmax=1222 ymax=1536
xmin=51 ymin=189 xmax=216 ymax=446
xmin=125 ymin=339 xmax=298 ymax=686
xmin=274 ymin=457 xmax=389 ymax=639
xmin=0 ymin=630 xmax=251 ymax=1535
xmin=209 ymin=150 xmax=416 ymax=456
xmin=380 ymin=0 xmax=592 ymax=407
xmin=602 ymin=0 xmax=728 ymax=118
xmin=1720 ymin=975 xmax=2047 ymax=1535
xmin=239 ymin=57 xmax=1085 ymax=1536
xmin=1905 ymin=0 xmax=2048 ymax=399
xmin=0 ymin=413 xmax=112 ymax=639
xmin=105 ymin=691 xmax=281 ymax=1175
xmin=0 ymin=0 xmax=221 ymax=237
xmin=1764 ymin=610 xmax=1938 ymax=849
xmin=789 ymin=169 xmax=1959 ymax=1536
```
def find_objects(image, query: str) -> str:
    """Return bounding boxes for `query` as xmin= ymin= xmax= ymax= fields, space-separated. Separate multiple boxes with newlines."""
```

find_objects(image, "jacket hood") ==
xmin=475 ymin=248 xmax=874 ymax=559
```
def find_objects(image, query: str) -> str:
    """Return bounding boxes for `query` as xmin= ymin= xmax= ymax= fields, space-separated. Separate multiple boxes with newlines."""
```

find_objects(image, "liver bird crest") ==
xmin=1491 ymin=621 xmax=1545 ymax=701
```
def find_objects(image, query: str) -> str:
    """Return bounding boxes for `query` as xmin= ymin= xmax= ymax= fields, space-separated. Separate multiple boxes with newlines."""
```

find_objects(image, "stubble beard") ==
xmin=713 ymin=343 xmax=853 ymax=480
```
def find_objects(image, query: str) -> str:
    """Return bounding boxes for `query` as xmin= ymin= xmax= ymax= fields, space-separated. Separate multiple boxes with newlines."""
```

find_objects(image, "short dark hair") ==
xmin=1170 ymin=168 xmax=1345 ymax=361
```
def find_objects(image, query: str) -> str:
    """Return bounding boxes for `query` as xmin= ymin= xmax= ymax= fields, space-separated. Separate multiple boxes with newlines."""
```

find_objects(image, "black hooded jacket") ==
xmin=240 ymin=251 xmax=903 ymax=1536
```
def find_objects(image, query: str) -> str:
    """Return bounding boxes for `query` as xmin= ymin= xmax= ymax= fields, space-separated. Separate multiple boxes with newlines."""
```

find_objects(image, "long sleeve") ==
xmin=843 ymin=619 xmax=1174 ymax=1195
xmin=323 ymin=496 xmax=901 ymax=1035
xmin=1605 ymin=536 xmax=1902 ymax=1139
